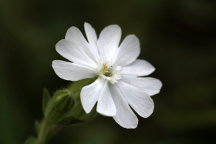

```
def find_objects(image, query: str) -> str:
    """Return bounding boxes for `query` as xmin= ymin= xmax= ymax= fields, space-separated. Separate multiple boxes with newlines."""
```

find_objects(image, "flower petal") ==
xmin=56 ymin=39 xmax=96 ymax=68
xmin=122 ymin=77 xmax=162 ymax=96
xmin=84 ymin=22 xmax=97 ymax=46
xmin=110 ymin=84 xmax=138 ymax=129
xmin=115 ymin=35 xmax=140 ymax=66
xmin=84 ymin=22 xmax=100 ymax=61
xmin=122 ymin=59 xmax=155 ymax=76
xmin=80 ymin=78 xmax=104 ymax=113
xmin=52 ymin=60 xmax=95 ymax=81
xmin=65 ymin=26 xmax=88 ymax=45
xmin=65 ymin=26 xmax=98 ymax=64
xmin=97 ymin=25 xmax=121 ymax=61
xmin=97 ymin=82 xmax=116 ymax=116
xmin=117 ymin=81 xmax=154 ymax=118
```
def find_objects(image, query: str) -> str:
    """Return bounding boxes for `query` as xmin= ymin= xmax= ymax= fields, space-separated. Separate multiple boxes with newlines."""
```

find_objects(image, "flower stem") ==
xmin=37 ymin=119 xmax=51 ymax=144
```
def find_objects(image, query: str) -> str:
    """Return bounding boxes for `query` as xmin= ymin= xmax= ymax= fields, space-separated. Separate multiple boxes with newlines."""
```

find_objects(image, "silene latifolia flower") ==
xmin=52 ymin=22 xmax=162 ymax=129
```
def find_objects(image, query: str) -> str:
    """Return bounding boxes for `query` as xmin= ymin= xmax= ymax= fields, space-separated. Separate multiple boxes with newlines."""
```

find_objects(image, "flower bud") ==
xmin=42 ymin=78 xmax=97 ymax=126
xmin=44 ymin=89 xmax=74 ymax=124
xmin=57 ymin=78 xmax=97 ymax=125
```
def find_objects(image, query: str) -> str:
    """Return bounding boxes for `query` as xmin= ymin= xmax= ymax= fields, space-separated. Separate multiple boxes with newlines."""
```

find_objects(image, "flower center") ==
xmin=98 ymin=63 xmax=122 ymax=84
xmin=101 ymin=63 xmax=113 ymax=77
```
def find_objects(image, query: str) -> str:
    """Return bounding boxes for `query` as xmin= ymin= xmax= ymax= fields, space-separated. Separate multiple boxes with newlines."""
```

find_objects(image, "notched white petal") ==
xmin=122 ymin=59 xmax=155 ymax=76
xmin=98 ymin=24 xmax=122 ymax=61
xmin=80 ymin=78 xmax=104 ymax=113
xmin=56 ymin=39 xmax=85 ymax=64
xmin=64 ymin=26 xmax=98 ymax=65
xmin=52 ymin=60 xmax=95 ymax=81
xmin=110 ymin=84 xmax=138 ymax=129
xmin=84 ymin=22 xmax=100 ymax=61
xmin=117 ymin=81 xmax=154 ymax=118
xmin=65 ymin=26 xmax=87 ymax=43
xmin=81 ymin=78 xmax=117 ymax=116
xmin=122 ymin=77 xmax=162 ymax=96
xmin=84 ymin=22 xmax=97 ymax=44
xmin=97 ymin=83 xmax=116 ymax=116
xmin=115 ymin=35 xmax=140 ymax=66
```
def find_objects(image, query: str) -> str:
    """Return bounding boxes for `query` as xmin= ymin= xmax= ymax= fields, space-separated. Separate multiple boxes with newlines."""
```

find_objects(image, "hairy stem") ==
xmin=37 ymin=119 xmax=51 ymax=144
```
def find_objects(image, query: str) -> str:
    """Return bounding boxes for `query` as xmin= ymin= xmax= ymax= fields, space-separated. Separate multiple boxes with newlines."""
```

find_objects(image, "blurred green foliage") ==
xmin=0 ymin=0 xmax=216 ymax=144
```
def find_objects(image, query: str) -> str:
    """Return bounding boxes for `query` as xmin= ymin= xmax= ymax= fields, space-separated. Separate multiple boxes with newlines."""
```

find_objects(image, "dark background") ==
xmin=0 ymin=0 xmax=216 ymax=144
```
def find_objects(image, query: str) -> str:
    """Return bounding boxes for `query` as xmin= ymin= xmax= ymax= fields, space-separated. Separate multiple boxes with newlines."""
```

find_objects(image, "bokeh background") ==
xmin=1 ymin=0 xmax=216 ymax=143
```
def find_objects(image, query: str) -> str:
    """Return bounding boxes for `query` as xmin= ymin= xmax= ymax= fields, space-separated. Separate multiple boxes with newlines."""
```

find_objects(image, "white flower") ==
xmin=52 ymin=22 xmax=162 ymax=129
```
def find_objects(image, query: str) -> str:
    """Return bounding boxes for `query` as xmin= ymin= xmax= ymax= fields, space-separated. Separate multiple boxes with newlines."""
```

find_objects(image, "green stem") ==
xmin=37 ymin=119 xmax=51 ymax=144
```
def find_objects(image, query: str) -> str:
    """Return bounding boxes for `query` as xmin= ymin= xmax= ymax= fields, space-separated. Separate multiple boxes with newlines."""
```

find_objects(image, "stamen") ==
xmin=101 ymin=63 xmax=113 ymax=77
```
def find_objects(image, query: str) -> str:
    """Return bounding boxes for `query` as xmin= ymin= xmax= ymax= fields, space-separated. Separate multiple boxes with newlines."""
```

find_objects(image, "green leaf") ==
xmin=42 ymin=88 xmax=51 ymax=115
xmin=24 ymin=136 xmax=37 ymax=144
